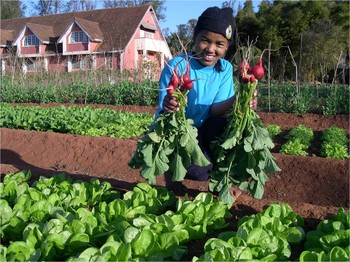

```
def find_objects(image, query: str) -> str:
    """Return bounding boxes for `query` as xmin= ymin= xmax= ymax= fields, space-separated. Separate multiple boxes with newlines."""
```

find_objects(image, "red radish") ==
xmin=170 ymin=68 xmax=180 ymax=88
xmin=249 ymin=74 xmax=256 ymax=83
xmin=251 ymin=56 xmax=264 ymax=80
xmin=167 ymin=84 xmax=175 ymax=95
xmin=240 ymin=60 xmax=250 ymax=73
xmin=239 ymin=60 xmax=251 ymax=83
xmin=240 ymin=75 xmax=249 ymax=83
xmin=181 ymin=73 xmax=194 ymax=90
xmin=167 ymin=88 xmax=174 ymax=95
xmin=183 ymin=80 xmax=193 ymax=90
xmin=182 ymin=73 xmax=190 ymax=84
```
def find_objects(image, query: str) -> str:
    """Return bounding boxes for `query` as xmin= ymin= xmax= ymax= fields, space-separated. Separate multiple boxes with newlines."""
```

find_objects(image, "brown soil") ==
xmin=1 ymin=103 xmax=349 ymax=260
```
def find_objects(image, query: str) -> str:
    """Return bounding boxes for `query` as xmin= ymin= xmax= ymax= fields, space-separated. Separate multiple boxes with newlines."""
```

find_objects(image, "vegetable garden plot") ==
xmin=1 ymin=171 xmax=349 ymax=261
xmin=0 ymin=104 xmax=349 ymax=260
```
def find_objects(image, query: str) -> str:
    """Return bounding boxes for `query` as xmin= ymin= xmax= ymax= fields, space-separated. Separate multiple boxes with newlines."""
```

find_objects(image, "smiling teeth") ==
xmin=204 ymin=54 xmax=214 ymax=60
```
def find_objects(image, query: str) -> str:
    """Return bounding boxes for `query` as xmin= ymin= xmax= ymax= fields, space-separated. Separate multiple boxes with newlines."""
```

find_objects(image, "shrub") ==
xmin=320 ymin=127 xmax=349 ymax=159
xmin=285 ymin=125 xmax=314 ymax=148
xmin=321 ymin=127 xmax=349 ymax=145
xmin=266 ymin=124 xmax=282 ymax=139
xmin=320 ymin=142 xmax=349 ymax=159
xmin=280 ymin=139 xmax=308 ymax=156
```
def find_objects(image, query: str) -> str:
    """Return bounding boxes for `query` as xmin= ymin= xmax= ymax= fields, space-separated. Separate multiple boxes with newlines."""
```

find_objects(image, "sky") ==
xmin=22 ymin=0 xmax=261 ymax=33
xmin=159 ymin=0 xmax=261 ymax=32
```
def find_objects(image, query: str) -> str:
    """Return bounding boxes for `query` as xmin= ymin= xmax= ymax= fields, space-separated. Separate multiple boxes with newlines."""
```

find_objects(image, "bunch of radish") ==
xmin=209 ymin=52 xmax=280 ymax=207
xmin=239 ymin=55 xmax=264 ymax=84
xmin=167 ymin=64 xmax=195 ymax=95
xmin=129 ymin=55 xmax=209 ymax=185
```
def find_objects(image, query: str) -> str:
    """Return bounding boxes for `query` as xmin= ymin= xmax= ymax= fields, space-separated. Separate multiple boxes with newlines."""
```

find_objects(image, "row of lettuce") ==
xmin=267 ymin=124 xmax=349 ymax=159
xmin=1 ymin=103 xmax=348 ymax=159
xmin=1 ymin=171 xmax=349 ymax=261
xmin=0 ymin=103 xmax=153 ymax=139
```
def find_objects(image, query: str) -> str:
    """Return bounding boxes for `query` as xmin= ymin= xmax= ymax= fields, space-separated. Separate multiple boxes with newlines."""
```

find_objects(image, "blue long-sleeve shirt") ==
xmin=155 ymin=52 xmax=235 ymax=128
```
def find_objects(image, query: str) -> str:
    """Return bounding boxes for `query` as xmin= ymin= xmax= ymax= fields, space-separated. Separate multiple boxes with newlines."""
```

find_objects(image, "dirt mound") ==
xmin=1 ymin=104 xmax=349 ymax=260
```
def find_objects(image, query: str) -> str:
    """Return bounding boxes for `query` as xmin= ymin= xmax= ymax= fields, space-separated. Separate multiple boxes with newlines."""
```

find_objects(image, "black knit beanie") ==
xmin=194 ymin=6 xmax=235 ymax=43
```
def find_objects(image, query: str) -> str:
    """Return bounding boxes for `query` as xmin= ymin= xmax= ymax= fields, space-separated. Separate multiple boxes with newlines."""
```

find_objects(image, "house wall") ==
xmin=1 ymin=7 xmax=171 ymax=77
xmin=47 ymin=56 xmax=67 ymax=72
xmin=121 ymin=11 xmax=165 ymax=79
xmin=90 ymin=42 xmax=99 ymax=52
xmin=66 ymin=24 xmax=88 ymax=53
xmin=21 ymin=29 xmax=39 ymax=55
xmin=95 ymin=55 xmax=105 ymax=69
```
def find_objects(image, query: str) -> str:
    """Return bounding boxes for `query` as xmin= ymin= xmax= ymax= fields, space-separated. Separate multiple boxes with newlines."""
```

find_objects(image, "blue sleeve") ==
xmin=213 ymin=61 xmax=235 ymax=103
xmin=154 ymin=59 xmax=177 ymax=120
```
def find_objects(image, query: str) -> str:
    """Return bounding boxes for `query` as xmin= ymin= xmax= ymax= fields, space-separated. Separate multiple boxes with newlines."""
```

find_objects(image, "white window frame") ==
xmin=70 ymin=31 xmax=88 ymax=43
xmin=24 ymin=35 xmax=39 ymax=46
xmin=23 ymin=58 xmax=44 ymax=72
xmin=145 ymin=31 xmax=154 ymax=39
xmin=105 ymin=56 xmax=113 ymax=69
xmin=71 ymin=56 xmax=90 ymax=70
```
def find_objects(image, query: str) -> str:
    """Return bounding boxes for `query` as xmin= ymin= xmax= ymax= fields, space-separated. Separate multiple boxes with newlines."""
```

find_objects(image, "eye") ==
xmin=200 ymin=37 xmax=209 ymax=44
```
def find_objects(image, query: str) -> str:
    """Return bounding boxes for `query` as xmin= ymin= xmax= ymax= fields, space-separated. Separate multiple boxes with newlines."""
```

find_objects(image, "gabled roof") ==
xmin=74 ymin=17 xmax=103 ymax=41
xmin=0 ymin=5 xmax=152 ymax=51
xmin=0 ymin=29 xmax=14 ymax=46
xmin=26 ymin=22 xmax=54 ymax=43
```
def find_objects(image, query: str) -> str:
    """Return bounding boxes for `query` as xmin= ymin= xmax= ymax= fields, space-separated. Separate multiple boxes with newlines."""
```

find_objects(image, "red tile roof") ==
xmin=0 ymin=5 xmax=151 ymax=51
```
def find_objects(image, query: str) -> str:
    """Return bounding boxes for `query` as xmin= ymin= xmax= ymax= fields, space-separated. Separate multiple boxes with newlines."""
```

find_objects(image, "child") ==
xmin=155 ymin=6 xmax=257 ymax=193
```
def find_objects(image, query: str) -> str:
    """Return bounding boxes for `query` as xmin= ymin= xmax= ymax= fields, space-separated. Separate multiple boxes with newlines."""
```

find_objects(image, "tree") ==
xmin=300 ymin=20 xmax=344 ymax=82
xmin=29 ymin=0 xmax=66 ymax=15
xmin=235 ymin=0 xmax=260 ymax=45
xmin=65 ymin=0 xmax=97 ymax=12
xmin=29 ymin=0 xmax=97 ymax=15
xmin=1 ymin=0 xmax=25 ymax=19
xmin=102 ymin=0 xmax=166 ymax=22
xmin=165 ymin=19 xmax=196 ymax=56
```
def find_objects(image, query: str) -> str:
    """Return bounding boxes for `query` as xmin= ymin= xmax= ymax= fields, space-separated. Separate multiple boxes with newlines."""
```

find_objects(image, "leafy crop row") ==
xmin=0 ymin=171 xmax=231 ymax=261
xmin=0 ymin=77 xmax=159 ymax=106
xmin=320 ymin=127 xmax=349 ymax=159
xmin=280 ymin=125 xmax=314 ymax=156
xmin=267 ymin=124 xmax=349 ymax=159
xmin=194 ymin=203 xmax=305 ymax=261
xmin=194 ymin=206 xmax=349 ymax=262
xmin=1 ymin=103 xmax=348 ymax=159
xmin=1 ymin=171 xmax=348 ymax=261
xmin=0 ymin=103 xmax=153 ymax=139
xmin=300 ymin=207 xmax=349 ymax=261
xmin=1 ymin=74 xmax=349 ymax=115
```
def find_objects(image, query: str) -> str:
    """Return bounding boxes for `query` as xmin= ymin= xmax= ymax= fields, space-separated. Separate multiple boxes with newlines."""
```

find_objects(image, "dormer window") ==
xmin=70 ymin=31 xmax=88 ymax=43
xmin=24 ymin=35 xmax=39 ymax=46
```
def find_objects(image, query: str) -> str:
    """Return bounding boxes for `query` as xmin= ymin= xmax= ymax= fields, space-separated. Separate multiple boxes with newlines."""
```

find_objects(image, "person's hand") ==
xmin=249 ymin=89 xmax=258 ymax=110
xmin=162 ymin=94 xmax=180 ymax=113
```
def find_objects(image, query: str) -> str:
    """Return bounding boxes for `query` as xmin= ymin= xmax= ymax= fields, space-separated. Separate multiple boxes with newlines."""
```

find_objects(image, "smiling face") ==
xmin=193 ymin=30 xmax=230 ymax=67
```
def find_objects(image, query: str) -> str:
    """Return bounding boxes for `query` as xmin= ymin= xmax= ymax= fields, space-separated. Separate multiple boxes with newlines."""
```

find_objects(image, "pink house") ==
xmin=0 ymin=5 xmax=172 ymax=79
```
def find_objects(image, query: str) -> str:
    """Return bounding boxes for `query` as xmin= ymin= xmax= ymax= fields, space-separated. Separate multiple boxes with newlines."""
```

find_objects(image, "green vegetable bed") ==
xmin=1 ymin=171 xmax=349 ymax=261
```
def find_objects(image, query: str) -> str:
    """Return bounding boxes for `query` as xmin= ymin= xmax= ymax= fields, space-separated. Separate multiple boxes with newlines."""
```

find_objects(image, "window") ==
xmin=145 ymin=31 xmax=154 ymax=39
xmin=105 ymin=56 xmax=113 ymax=69
xmin=24 ymin=58 xmax=44 ymax=72
xmin=72 ymin=56 xmax=91 ymax=70
xmin=24 ymin=35 xmax=39 ymax=46
xmin=70 ymin=31 xmax=88 ymax=43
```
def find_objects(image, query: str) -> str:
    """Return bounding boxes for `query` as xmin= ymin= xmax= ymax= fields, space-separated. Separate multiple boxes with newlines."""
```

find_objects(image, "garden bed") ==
xmin=1 ymin=104 xmax=349 ymax=260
